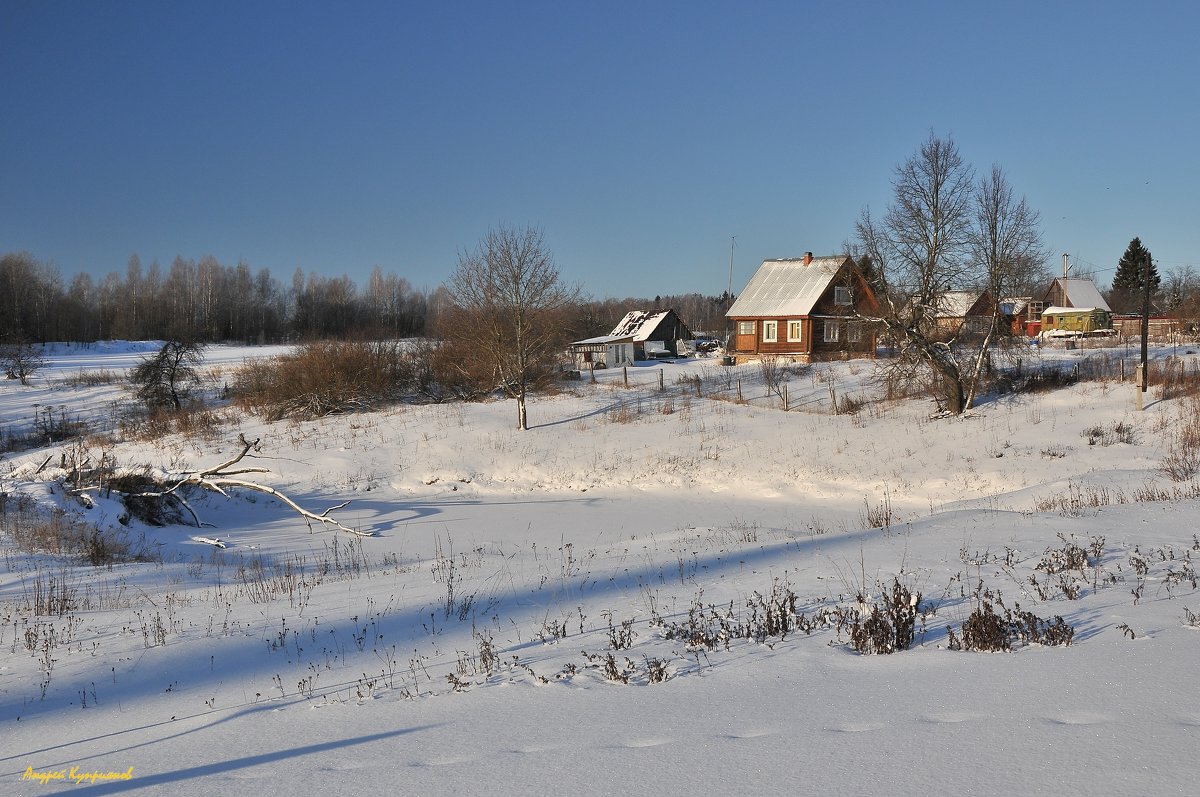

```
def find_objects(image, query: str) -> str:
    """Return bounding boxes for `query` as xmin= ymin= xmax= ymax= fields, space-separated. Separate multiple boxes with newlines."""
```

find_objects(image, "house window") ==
xmin=762 ymin=321 xmax=778 ymax=343
xmin=738 ymin=321 xmax=755 ymax=335
xmin=834 ymin=286 xmax=852 ymax=306
xmin=848 ymin=322 xmax=862 ymax=343
xmin=787 ymin=320 xmax=803 ymax=342
xmin=824 ymin=320 xmax=840 ymax=342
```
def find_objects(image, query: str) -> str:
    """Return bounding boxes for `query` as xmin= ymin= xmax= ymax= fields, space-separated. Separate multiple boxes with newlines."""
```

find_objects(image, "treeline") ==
xmin=1 ymin=250 xmax=734 ymax=344
xmin=0 ymin=251 xmax=430 ymax=344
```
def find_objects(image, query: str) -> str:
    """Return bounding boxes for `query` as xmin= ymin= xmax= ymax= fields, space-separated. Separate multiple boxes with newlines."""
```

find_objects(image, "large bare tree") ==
xmin=964 ymin=165 xmax=1047 ymax=408
xmin=443 ymin=225 xmax=578 ymax=430
xmin=856 ymin=133 xmax=976 ymax=414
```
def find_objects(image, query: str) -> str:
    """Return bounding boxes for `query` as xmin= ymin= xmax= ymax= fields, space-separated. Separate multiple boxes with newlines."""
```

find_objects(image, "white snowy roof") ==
xmin=1057 ymin=279 xmax=1111 ymax=312
xmin=726 ymin=256 xmax=849 ymax=318
xmin=609 ymin=310 xmax=673 ymax=342
xmin=570 ymin=310 xmax=675 ymax=346
xmin=1043 ymin=305 xmax=1099 ymax=315
xmin=931 ymin=290 xmax=984 ymax=318
xmin=1002 ymin=297 xmax=1031 ymax=314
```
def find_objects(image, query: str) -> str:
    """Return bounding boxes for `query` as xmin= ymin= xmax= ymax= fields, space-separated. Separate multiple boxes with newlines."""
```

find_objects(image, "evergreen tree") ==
xmin=1110 ymin=237 xmax=1160 ymax=312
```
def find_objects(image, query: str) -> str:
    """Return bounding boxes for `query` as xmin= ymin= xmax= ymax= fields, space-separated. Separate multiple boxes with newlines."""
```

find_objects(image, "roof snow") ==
xmin=571 ymin=310 xmax=674 ymax=346
xmin=1057 ymin=279 xmax=1111 ymax=312
xmin=725 ymin=256 xmax=848 ymax=318
xmin=931 ymin=290 xmax=983 ymax=318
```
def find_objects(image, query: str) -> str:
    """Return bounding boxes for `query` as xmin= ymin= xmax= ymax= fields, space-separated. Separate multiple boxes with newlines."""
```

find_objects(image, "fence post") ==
xmin=659 ymin=369 xmax=664 ymax=392
xmin=623 ymin=366 xmax=628 ymax=388
xmin=737 ymin=378 xmax=742 ymax=401
xmin=783 ymin=384 xmax=788 ymax=411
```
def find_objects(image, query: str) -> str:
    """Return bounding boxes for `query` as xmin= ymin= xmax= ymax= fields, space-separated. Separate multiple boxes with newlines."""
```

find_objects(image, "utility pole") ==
xmin=725 ymin=236 xmax=736 ymax=347
xmin=1138 ymin=250 xmax=1151 ymax=409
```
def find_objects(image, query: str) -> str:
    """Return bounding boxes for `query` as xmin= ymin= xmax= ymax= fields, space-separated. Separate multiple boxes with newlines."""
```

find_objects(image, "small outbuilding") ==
xmin=568 ymin=309 xmax=693 ymax=369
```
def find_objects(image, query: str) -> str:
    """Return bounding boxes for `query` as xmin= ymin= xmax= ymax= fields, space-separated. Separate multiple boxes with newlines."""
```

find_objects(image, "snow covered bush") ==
xmin=848 ymin=578 xmax=922 ymax=655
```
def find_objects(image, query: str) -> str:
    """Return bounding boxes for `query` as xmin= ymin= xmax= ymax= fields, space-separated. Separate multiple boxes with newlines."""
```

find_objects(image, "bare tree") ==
xmin=964 ymin=165 xmax=1047 ymax=408
xmin=443 ymin=225 xmax=579 ymax=430
xmin=130 ymin=340 xmax=207 ymax=411
xmin=1 ymin=339 xmax=47 ymax=386
xmin=856 ymin=133 xmax=976 ymax=414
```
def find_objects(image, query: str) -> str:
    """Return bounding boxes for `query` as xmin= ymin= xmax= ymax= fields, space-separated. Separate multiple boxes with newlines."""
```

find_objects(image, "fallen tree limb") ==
xmin=75 ymin=434 xmax=373 ymax=537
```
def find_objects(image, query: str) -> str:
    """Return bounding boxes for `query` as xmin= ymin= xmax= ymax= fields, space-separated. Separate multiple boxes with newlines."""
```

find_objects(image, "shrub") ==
xmin=848 ymin=578 xmax=921 ymax=655
xmin=232 ymin=339 xmax=413 ymax=420
xmin=950 ymin=596 xmax=1075 ymax=651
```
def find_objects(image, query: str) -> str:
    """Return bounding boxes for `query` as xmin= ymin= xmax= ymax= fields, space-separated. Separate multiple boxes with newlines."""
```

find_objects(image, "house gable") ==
xmin=725 ymin=253 xmax=879 ymax=361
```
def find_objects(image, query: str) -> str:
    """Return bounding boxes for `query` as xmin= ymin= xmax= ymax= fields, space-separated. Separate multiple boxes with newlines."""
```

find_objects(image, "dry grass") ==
xmin=232 ymin=339 xmax=413 ymax=421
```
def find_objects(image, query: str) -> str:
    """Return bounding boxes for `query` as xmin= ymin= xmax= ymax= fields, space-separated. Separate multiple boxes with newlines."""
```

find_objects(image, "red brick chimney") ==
xmin=803 ymin=252 xmax=813 ymax=266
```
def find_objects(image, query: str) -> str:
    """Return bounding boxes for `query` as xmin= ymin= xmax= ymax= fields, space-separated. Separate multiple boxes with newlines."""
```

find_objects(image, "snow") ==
xmin=2 ymin=343 xmax=1198 ymax=794
xmin=725 ymin=257 xmax=847 ymax=318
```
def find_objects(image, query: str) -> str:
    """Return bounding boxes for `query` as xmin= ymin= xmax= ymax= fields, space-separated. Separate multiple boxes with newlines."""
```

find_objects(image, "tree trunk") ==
xmin=964 ymin=326 xmax=997 ymax=410
xmin=517 ymin=391 xmax=528 ymax=431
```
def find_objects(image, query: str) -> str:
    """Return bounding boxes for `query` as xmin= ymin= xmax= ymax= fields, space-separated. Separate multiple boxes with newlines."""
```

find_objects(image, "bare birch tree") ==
xmin=444 ymin=225 xmax=579 ymax=430
xmin=856 ymin=133 xmax=975 ymax=414
xmin=964 ymin=165 xmax=1047 ymax=408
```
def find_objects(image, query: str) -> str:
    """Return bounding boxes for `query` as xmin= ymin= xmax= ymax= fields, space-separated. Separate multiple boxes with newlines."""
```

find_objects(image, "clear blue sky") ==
xmin=3 ymin=0 xmax=1198 ymax=298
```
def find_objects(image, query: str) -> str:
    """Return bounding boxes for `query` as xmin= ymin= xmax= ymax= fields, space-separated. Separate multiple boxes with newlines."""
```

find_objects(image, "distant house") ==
xmin=926 ymin=290 xmax=995 ymax=338
xmin=1001 ymin=297 xmax=1035 ymax=336
xmin=725 ymin=253 xmax=880 ymax=362
xmin=568 ymin=309 xmax=693 ymax=369
xmin=1041 ymin=307 xmax=1113 ymax=336
xmin=1036 ymin=278 xmax=1113 ymax=337
xmin=1036 ymin=278 xmax=1112 ymax=314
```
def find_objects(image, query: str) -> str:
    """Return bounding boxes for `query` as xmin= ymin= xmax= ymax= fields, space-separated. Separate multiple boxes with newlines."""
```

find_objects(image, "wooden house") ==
xmin=927 ymin=290 xmax=996 ymax=339
xmin=1036 ymin=278 xmax=1112 ymax=316
xmin=568 ymin=309 xmax=693 ymax=369
xmin=1036 ymin=278 xmax=1113 ymax=337
xmin=725 ymin=253 xmax=880 ymax=362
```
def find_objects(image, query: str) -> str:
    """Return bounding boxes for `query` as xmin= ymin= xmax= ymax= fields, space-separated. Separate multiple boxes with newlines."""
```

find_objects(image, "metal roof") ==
xmin=931 ymin=290 xmax=984 ymax=318
xmin=1056 ymin=279 xmax=1111 ymax=312
xmin=725 ymin=256 xmax=849 ymax=318
xmin=570 ymin=310 xmax=675 ymax=346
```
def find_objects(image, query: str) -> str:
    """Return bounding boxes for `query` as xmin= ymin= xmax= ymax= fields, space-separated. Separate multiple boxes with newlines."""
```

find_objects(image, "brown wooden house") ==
xmin=725 ymin=253 xmax=880 ymax=362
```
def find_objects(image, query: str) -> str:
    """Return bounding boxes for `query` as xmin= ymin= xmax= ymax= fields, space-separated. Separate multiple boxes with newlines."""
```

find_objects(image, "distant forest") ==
xmin=0 ymin=251 xmax=734 ymax=344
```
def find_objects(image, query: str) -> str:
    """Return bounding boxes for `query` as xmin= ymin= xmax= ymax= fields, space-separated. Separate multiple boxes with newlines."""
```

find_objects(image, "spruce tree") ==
xmin=1110 ymin=237 xmax=1159 ymax=312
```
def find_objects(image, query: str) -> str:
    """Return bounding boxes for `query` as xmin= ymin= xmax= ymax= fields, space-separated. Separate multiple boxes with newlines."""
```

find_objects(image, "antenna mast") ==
xmin=727 ymin=236 xmax=736 ymax=299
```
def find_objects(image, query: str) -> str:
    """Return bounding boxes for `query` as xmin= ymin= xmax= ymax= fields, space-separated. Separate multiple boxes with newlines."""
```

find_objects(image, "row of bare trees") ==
xmin=2 ymin=247 xmax=731 ymax=350
xmin=0 ymin=253 xmax=431 ymax=344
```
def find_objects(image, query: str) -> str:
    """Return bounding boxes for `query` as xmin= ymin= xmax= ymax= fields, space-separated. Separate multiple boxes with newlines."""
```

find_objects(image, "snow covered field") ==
xmin=2 ymin=342 xmax=1198 ymax=795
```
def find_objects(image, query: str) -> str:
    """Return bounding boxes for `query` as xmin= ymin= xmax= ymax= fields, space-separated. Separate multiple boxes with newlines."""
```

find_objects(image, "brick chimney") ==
xmin=803 ymin=252 xmax=813 ymax=266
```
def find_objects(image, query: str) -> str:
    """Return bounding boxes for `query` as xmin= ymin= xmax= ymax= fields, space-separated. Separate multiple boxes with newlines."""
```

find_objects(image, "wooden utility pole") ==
xmin=1139 ymin=251 xmax=1151 ymax=409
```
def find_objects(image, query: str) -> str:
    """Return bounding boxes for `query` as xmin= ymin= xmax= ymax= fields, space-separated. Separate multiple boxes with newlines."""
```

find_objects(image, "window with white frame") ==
xmin=823 ymin=320 xmax=840 ymax=342
xmin=762 ymin=320 xmax=778 ymax=343
xmin=834 ymin=286 xmax=852 ymax=306
xmin=737 ymin=321 xmax=755 ymax=335
xmin=848 ymin=322 xmax=862 ymax=343
xmin=787 ymin=320 xmax=802 ymax=342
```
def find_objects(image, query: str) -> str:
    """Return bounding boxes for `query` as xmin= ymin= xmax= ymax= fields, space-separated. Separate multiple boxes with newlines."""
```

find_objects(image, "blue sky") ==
xmin=3 ymin=0 xmax=1198 ymax=298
